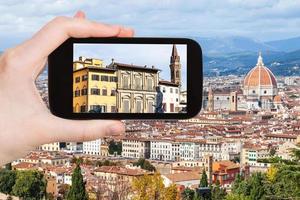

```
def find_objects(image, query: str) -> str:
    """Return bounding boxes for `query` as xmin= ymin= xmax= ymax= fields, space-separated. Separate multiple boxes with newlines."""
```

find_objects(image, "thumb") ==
xmin=38 ymin=115 xmax=124 ymax=144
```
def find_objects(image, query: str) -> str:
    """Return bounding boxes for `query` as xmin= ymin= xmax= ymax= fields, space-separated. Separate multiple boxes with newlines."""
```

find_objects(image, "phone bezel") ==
xmin=48 ymin=37 xmax=202 ymax=119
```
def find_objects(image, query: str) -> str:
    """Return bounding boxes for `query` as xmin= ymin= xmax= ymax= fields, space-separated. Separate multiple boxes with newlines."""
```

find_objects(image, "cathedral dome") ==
xmin=244 ymin=53 xmax=277 ymax=88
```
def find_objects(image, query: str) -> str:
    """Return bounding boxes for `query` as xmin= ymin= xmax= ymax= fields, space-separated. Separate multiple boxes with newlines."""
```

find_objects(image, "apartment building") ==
xmin=150 ymin=139 xmax=175 ymax=161
xmin=220 ymin=140 xmax=242 ymax=160
xmin=198 ymin=142 xmax=222 ymax=161
xmin=121 ymin=138 xmax=150 ymax=159
xmin=241 ymin=145 xmax=270 ymax=166
xmin=83 ymin=139 xmax=102 ymax=155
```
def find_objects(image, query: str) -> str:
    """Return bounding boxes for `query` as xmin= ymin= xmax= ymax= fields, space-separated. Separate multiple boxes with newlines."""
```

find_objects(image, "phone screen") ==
xmin=72 ymin=43 xmax=187 ymax=114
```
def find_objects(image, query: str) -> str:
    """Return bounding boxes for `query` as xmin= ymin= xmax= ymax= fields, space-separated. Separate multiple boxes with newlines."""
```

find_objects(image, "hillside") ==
xmin=204 ymin=50 xmax=300 ymax=76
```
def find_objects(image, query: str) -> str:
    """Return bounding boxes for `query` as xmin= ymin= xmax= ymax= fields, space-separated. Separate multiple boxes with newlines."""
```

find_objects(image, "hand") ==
xmin=0 ymin=11 xmax=134 ymax=166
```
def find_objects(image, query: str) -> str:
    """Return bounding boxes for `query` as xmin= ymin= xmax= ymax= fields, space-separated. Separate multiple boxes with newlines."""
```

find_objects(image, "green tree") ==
xmin=231 ymin=174 xmax=242 ymax=193
xmin=211 ymin=180 xmax=226 ymax=200
xmin=249 ymin=172 xmax=266 ymax=200
xmin=270 ymin=165 xmax=300 ymax=199
xmin=5 ymin=163 xmax=12 ymax=170
xmin=291 ymin=146 xmax=300 ymax=162
xmin=199 ymin=169 xmax=208 ymax=187
xmin=108 ymin=140 xmax=122 ymax=155
xmin=181 ymin=188 xmax=194 ymax=200
xmin=231 ymin=174 xmax=251 ymax=196
xmin=133 ymin=158 xmax=156 ymax=171
xmin=192 ymin=191 xmax=201 ymax=200
xmin=269 ymin=148 xmax=276 ymax=157
xmin=0 ymin=169 xmax=16 ymax=195
xmin=225 ymin=193 xmax=250 ymax=200
xmin=12 ymin=170 xmax=46 ymax=199
xmin=67 ymin=164 xmax=88 ymax=200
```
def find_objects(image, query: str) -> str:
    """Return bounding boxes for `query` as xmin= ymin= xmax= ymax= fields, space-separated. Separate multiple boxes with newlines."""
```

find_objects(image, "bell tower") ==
xmin=170 ymin=44 xmax=181 ymax=86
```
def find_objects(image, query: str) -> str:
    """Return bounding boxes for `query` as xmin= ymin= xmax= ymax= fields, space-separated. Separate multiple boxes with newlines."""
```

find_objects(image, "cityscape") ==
xmin=1 ymin=1 xmax=300 ymax=199
xmin=1 ymin=52 xmax=300 ymax=199
xmin=73 ymin=44 xmax=187 ymax=114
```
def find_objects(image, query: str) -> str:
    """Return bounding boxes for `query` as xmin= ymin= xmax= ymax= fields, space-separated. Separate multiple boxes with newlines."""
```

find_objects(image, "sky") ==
xmin=1 ymin=0 xmax=300 ymax=50
xmin=74 ymin=44 xmax=187 ymax=89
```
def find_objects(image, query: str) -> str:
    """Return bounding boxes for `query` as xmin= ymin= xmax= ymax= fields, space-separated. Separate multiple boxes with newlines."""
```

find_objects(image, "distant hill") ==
xmin=266 ymin=37 xmax=300 ymax=52
xmin=193 ymin=36 xmax=278 ymax=56
xmin=204 ymin=50 xmax=300 ymax=76
xmin=194 ymin=36 xmax=300 ymax=55
xmin=191 ymin=35 xmax=300 ymax=76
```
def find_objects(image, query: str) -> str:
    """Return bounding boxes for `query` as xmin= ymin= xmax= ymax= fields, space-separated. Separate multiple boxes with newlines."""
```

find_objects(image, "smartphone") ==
xmin=48 ymin=37 xmax=203 ymax=119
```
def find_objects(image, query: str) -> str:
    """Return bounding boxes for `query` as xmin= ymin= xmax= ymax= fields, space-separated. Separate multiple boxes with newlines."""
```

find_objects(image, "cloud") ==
xmin=0 ymin=0 xmax=300 ymax=49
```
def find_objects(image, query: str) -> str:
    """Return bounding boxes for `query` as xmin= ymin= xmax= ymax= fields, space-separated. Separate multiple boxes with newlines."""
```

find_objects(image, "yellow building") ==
xmin=73 ymin=56 xmax=117 ymax=113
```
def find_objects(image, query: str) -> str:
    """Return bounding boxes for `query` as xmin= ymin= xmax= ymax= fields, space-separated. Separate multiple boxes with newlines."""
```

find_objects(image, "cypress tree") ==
xmin=67 ymin=164 xmax=88 ymax=200
xmin=200 ymin=169 xmax=208 ymax=187
xmin=231 ymin=173 xmax=242 ymax=193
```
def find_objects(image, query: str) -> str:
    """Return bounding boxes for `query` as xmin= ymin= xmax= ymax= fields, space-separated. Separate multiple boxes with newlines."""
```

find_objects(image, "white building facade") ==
xmin=83 ymin=139 xmax=101 ymax=155
xmin=159 ymin=81 xmax=180 ymax=113
xmin=122 ymin=138 xmax=150 ymax=159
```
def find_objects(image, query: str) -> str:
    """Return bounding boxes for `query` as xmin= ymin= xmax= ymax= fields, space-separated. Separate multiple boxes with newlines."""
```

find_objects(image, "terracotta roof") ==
xmin=95 ymin=166 xmax=149 ymax=176
xmin=265 ymin=134 xmax=297 ymax=139
xmin=13 ymin=162 xmax=36 ymax=169
xmin=171 ymin=166 xmax=202 ymax=172
xmin=164 ymin=171 xmax=200 ymax=182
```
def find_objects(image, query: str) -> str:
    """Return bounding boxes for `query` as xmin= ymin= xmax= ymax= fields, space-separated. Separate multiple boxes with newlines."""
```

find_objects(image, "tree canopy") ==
xmin=12 ymin=170 xmax=46 ymax=200
xmin=67 ymin=164 xmax=88 ymax=200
